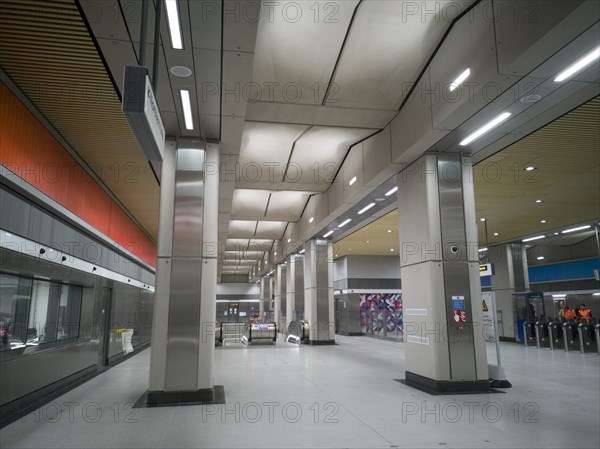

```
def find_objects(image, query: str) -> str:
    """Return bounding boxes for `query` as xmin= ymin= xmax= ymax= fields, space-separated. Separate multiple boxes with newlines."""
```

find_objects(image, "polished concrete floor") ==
xmin=1 ymin=336 xmax=599 ymax=449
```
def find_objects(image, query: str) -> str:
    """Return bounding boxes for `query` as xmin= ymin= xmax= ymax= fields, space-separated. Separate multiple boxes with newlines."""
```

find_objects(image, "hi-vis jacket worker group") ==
xmin=559 ymin=303 xmax=593 ymax=323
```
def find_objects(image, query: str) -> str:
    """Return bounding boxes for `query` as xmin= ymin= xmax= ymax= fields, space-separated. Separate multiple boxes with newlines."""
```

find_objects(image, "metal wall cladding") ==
xmin=1 ymin=186 xmax=155 ymax=284
xmin=437 ymin=156 xmax=468 ymax=262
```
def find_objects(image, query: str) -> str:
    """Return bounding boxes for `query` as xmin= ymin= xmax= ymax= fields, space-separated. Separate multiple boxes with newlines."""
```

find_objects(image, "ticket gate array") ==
xmin=525 ymin=320 xmax=598 ymax=355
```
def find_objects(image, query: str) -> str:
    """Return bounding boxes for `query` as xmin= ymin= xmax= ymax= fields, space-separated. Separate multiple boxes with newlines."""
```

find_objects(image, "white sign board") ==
xmin=482 ymin=291 xmax=497 ymax=342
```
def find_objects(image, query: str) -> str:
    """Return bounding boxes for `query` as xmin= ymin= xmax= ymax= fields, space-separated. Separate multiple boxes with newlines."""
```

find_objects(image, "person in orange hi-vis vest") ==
xmin=577 ymin=304 xmax=592 ymax=324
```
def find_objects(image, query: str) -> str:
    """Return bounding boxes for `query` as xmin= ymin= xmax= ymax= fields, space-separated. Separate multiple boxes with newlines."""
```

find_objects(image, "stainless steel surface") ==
xmin=438 ymin=155 xmax=478 ymax=381
xmin=165 ymin=258 xmax=202 ymax=390
xmin=315 ymin=242 xmax=333 ymax=340
xmin=172 ymin=148 xmax=205 ymax=258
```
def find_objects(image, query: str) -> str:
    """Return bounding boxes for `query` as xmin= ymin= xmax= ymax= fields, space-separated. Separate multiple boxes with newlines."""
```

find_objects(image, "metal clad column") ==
xmin=398 ymin=154 xmax=488 ymax=394
xmin=274 ymin=264 xmax=283 ymax=330
xmin=197 ymin=142 xmax=219 ymax=389
xmin=259 ymin=277 xmax=266 ymax=319
xmin=286 ymin=255 xmax=296 ymax=328
xmin=304 ymin=240 xmax=335 ymax=344
xmin=146 ymin=140 xmax=223 ymax=406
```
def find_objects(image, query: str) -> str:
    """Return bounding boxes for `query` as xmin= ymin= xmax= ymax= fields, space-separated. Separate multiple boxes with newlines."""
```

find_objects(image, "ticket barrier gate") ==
xmin=242 ymin=322 xmax=277 ymax=345
xmin=215 ymin=322 xmax=223 ymax=346
xmin=578 ymin=323 xmax=598 ymax=354
xmin=563 ymin=322 xmax=580 ymax=351
xmin=535 ymin=321 xmax=551 ymax=348
xmin=522 ymin=321 xmax=537 ymax=346
xmin=286 ymin=320 xmax=309 ymax=344
xmin=548 ymin=322 xmax=565 ymax=350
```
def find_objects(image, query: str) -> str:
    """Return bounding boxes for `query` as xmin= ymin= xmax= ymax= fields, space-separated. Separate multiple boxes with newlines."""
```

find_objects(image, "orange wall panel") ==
xmin=0 ymin=82 xmax=156 ymax=268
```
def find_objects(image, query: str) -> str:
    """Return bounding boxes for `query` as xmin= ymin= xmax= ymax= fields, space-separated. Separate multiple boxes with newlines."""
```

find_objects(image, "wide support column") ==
xmin=285 ymin=255 xmax=296 ymax=329
xmin=145 ymin=140 xmax=224 ymax=407
xmin=489 ymin=243 xmax=529 ymax=340
xmin=398 ymin=154 xmax=488 ymax=393
xmin=303 ymin=240 xmax=335 ymax=345
xmin=259 ymin=277 xmax=266 ymax=319
xmin=273 ymin=264 xmax=285 ymax=331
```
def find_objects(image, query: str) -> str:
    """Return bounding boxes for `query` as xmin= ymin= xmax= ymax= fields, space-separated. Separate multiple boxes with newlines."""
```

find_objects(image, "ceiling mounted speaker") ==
xmin=170 ymin=66 xmax=193 ymax=77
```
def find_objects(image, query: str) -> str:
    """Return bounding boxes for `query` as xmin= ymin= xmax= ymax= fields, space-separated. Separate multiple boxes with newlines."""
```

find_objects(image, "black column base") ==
xmin=336 ymin=332 xmax=364 ymax=336
xmin=402 ymin=371 xmax=491 ymax=395
xmin=307 ymin=339 xmax=336 ymax=345
xmin=134 ymin=385 xmax=225 ymax=408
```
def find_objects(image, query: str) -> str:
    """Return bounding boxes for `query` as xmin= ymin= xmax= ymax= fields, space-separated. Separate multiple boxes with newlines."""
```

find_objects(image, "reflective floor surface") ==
xmin=1 ymin=335 xmax=599 ymax=449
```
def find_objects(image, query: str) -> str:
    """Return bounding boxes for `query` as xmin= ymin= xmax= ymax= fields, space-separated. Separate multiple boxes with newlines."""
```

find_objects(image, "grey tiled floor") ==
xmin=1 ymin=336 xmax=599 ymax=449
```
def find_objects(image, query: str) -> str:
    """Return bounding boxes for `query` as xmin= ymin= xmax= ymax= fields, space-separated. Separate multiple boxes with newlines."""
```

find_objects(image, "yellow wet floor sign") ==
xmin=482 ymin=300 xmax=488 ymax=312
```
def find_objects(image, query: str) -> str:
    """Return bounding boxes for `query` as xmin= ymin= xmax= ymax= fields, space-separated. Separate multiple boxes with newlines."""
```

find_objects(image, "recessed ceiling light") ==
xmin=390 ymin=248 xmax=395 ymax=252
xmin=522 ymin=235 xmax=545 ymax=242
xmin=339 ymin=219 xmax=351 ymax=227
xmin=365 ymin=240 xmax=370 ymax=243
xmin=165 ymin=0 xmax=183 ymax=50
xmin=335 ymin=254 xmax=338 ymax=257
xmin=460 ymin=112 xmax=512 ymax=146
xmin=180 ymin=90 xmax=194 ymax=130
xmin=524 ymin=165 xmax=536 ymax=171
xmin=323 ymin=230 xmax=334 ymax=238
xmin=480 ymin=218 xmax=486 ymax=222
xmin=274 ymin=252 xmax=277 ymax=256
xmin=349 ymin=176 xmax=357 ymax=186
xmin=449 ymin=67 xmax=471 ymax=92
xmin=554 ymin=232 xmax=559 ymax=235
xmin=537 ymin=256 xmax=545 ymax=260
xmin=493 ymin=232 xmax=499 ymax=236
xmin=561 ymin=225 xmax=591 ymax=234
xmin=387 ymin=229 xmax=392 ymax=233
xmin=170 ymin=66 xmax=192 ymax=77
xmin=385 ymin=186 xmax=398 ymax=196
xmin=535 ymin=199 xmax=543 ymax=203
xmin=554 ymin=46 xmax=600 ymax=82
xmin=287 ymin=238 xmax=291 ymax=243
xmin=540 ymin=220 xmax=547 ymax=224
xmin=309 ymin=217 xmax=314 ymax=223
xmin=358 ymin=203 xmax=375 ymax=215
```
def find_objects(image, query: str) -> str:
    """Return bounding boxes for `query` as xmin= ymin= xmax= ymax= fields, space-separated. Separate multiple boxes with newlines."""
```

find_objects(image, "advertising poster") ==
xmin=359 ymin=293 xmax=402 ymax=338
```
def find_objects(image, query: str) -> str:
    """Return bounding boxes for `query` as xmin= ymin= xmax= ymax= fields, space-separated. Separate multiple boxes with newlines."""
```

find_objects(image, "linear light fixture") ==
xmin=554 ymin=46 xmax=600 ymax=82
xmin=522 ymin=235 xmax=545 ymax=242
xmin=478 ymin=248 xmax=488 ymax=252
xmin=537 ymin=256 xmax=545 ymax=260
xmin=165 ymin=0 xmax=183 ymax=50
xmin=180 ymin=90 xmax=194 ymax=130
xmin=309 ymin=217 xmax=314 ymax=223
xmin=287 ymin=238 xmax=291 ymax=243
xmin=299 ymin=249 xmax=305 ymax=254
xmin=323 ymin=230 xmax=334 ymax=238
xmin=561 ymin=225 xmax=591 ymax=234
xmin=552 ymin=294 xmax=566 ymax=298
xmin=349 ymin=176 xmax=357 ymax=186
xmin=339 ymin=218 xmax=351 ymax=228
xmin=385 ymin=186 xmax=398 ymax=196
xmin=460 ymin=112 xmax=512 ymax=146
xmin=358 ymin=203 xmax=375 ymax=215
xmin=449 ymin=67 xmax=470 ymax=92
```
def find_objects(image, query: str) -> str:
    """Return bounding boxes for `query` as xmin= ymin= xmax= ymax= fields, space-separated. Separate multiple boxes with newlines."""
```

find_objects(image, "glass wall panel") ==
xmin=0 ymin=274 xmax=33 ymax=351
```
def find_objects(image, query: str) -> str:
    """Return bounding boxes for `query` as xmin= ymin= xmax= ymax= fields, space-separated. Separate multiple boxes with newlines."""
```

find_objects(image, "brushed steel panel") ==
xmin=165 ymin=258 xmax=201 ymax=391
xmin=172 ymin=148 xmax=205 ymax=258
xmin=443 ymin=262 xmax=477 ymax=380
xmin=438 ymin=156 xmax=467 ymax=262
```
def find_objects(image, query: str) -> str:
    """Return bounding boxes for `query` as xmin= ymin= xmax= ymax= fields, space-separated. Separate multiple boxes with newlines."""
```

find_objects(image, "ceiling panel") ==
xmin=225 ymin=239 xmax=250 ymax=251
xmin=266 ymin=191 xmax=313 ymax=221
xmin=231 ymin=189 xmax=271 ymax=218
xmin=251 ymin=0 xmax=359 ymax=105
xmin=238 ymin=122 xmax=309 ymax=182
xmin=329 ymin=0 xmax=472 ymax=110
xmin=286 ymin=126 xmax=375 ymax=188
xmin=255 ymin=221 xmax=287 ymax=239
xmin=228 ymin=220 xmax=258 ymax=238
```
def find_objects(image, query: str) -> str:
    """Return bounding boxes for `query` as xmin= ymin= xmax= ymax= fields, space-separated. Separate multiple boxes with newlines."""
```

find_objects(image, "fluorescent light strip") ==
xmin=460 ymin=112 xmax=512 ymax=146
xmin=522 ymin=235 xmax=545 ymax=242
xmin=449 ymin=67 xmax=470 ymax=92
xmin=165 ymin=0 xmax=183 ymax=49
xmin=358 ymin=203 xmax=375 ymax=215
xmin=299 ymin=249 xmax=305 ymax=254
xmin=537 ymin=256 xmax=545 ymax=260
xmin=309 ymin=217 xmax=314 ymax=223
xmin=349 ymin=176 xmax=357 ymax=186
xmin=339 ymin=218 xmax=351 ymax=228
xmin=478 ymin=248 xmax=488 ymax=252
xmin=180 ymin=90 xmax=194 ymax=130
xmin=552 ymin=294 xmax=566 ymax=298
xmin=561 ymin=225 xmax=591 ymax=234
xmin=554 ymin=46 xmax=600 ymax=82
xmin=323 ymin=230 xmax=334 ymax=238
xmin=385 ymin=186 xmax=398 ymax=196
